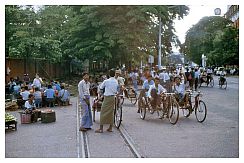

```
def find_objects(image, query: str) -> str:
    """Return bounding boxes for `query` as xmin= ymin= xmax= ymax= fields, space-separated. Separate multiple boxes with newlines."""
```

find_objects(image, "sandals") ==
xmin=79 ymin=127 xmax=87 ymax=132
xmin=106 ymin=128 xmax=113 ymax=132
xmin=95 ymin=129 xmax=103 ymax=133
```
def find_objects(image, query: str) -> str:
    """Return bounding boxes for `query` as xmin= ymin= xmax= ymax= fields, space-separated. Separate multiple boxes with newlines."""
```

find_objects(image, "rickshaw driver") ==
xmin=173 ymin=75 xmax=190 ymax=108
xmin=137 ymin=75 xmax=155 ymax=113
xmin=219 ymin=70 xmax=226 ymax=85
xmin=147 ymin=77 xmax=167 ymax=110
xmin=200 ymin=70 xmax=208 ymax=84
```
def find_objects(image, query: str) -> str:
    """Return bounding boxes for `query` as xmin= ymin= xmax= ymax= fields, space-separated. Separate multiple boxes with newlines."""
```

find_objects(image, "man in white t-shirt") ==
xmin=33 ymin=74 xmax=43 ymax=89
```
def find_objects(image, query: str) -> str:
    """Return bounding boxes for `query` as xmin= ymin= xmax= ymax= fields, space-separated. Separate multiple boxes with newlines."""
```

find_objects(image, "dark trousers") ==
xmin=195 ymin=78 xmax=198 ymax=90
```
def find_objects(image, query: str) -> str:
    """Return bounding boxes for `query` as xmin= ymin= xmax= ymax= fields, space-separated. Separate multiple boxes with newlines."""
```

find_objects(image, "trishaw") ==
xmin=218 ymin=75 xmax=227 ymax=89
xmin=199 ymin=74 xmax=214 ymax=87
xmin=180 ymin=90 xmax=207 ymax=123
xmin=137 ymin=90 xmax=179 ymax=125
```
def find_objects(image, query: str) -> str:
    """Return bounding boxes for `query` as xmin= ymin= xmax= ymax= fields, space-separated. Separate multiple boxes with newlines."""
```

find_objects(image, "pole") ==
xmin=158 ymin=17 xmax=162 ymax=67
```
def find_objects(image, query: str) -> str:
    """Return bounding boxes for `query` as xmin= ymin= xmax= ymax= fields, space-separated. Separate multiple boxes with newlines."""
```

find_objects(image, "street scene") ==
xmin=4 ymin=3 xmax=239 ymax=159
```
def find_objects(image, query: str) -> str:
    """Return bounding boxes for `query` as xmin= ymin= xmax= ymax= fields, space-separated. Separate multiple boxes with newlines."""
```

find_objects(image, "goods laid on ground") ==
xmin=19 ymin=112 xmax=32 ymax=124
xmin=41 ymin=109 xmax=56 ymax=123
xmin=5 ymin=113 xmax=17 ymax=130
xmin=5 ymin=100 xmax=19 ymax=111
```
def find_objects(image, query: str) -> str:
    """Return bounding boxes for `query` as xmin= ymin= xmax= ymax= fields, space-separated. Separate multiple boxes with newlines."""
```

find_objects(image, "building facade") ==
xmin=225 ymin=5 xmax=239 ymax=29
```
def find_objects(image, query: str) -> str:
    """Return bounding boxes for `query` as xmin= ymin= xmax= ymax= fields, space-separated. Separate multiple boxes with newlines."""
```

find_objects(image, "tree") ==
xmin=184 ymin=16 xmax=233 ymax=65
xmin=208 ymin=26 xmax=239 ymax=66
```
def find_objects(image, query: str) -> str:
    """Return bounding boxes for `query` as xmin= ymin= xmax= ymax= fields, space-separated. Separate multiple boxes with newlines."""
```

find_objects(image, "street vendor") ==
xmin=24 ymin=94 xmax=36 ymax=112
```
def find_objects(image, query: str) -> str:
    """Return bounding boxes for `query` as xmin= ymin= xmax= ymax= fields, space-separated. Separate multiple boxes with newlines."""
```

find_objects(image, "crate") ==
xmin=41 ymin=111 xmax=56 ymax=123
xmin=19 ymin=112 xmax=32 ymax=124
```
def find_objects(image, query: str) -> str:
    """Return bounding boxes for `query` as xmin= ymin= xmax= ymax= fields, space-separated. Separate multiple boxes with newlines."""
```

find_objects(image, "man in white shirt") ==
xmin=129 ymin=69 xmax=139 ymax=94
xmin=115 ymin=69 xmax=125 ymax=92
xmin=78 ymin=72 xmax=93 ymax=132
xmin=95 ymin=69 xmax=118 ymax=133
xmin=24 ymin=94 xmax=36 ymax=111
xmin=173 ymin=75 xmax=189 ymax=108
xmin=33 ymin=74 xmax=43 ymax=89
xmin=58 ymin=85 xmax=70 ymax=105
xmin=159 ymin=68 xmax=171 ymax=92
xmin=148 ymin=77 xmax=167 ymax=110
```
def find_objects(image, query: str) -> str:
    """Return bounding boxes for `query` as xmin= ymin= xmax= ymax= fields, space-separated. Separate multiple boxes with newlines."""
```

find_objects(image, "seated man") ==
xmin=173 ymin=75 xmax=189 ymax=108
xmin=44 ymin=85 xmax=56 ymax=107
xmin=33 ymin=87 xmax=42 ymax=108
xmin=137 ymin=75 xmax=155 ymax=113
xmin=57 ymin=85 xmax=70 ymax=106
xmin=24 ymin=94 xmax=37 ymax=122
xmin=148 ymin=77 xmax=167 ymax=109
xmin=24 ymin=94 xmax=36 ymax=112
xmin=20 ymin=86 xmax=30 ymax=109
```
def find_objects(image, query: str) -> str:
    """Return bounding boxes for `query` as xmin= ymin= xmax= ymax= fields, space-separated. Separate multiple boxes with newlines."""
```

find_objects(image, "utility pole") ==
xmin=158 ymin=17 xmax=162 ymax=67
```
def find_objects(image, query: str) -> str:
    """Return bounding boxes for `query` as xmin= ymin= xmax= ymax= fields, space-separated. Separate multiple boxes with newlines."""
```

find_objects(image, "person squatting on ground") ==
xmin=78 ymin=72 xmax=93 ymax=132
xmin=95 ymin=69 xmax=119 ymax=133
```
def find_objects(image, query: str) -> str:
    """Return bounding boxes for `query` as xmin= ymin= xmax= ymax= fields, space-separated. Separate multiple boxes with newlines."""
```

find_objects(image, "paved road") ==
xmin=5 ymin=76 xmax=239 ymax=158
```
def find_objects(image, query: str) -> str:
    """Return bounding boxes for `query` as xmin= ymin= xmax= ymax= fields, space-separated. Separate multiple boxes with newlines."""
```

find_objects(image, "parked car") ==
xmin=216 ymin=67 xmax=227 ymax=76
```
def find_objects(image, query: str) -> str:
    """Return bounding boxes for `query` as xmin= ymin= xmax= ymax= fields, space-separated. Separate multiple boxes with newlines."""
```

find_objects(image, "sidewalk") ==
xmin=5 ymin=97 xmax=78 ymax=158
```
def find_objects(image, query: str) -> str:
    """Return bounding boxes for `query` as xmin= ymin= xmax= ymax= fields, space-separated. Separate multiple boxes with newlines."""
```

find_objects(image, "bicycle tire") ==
xmin=114 ymin=104 xmax=122 ymax=128
xmin=139 ymin=97 xmax=146 ymax=120
xmin=223 ymin=81 xmax=227 ymax=89
xmin=182 ymin=108 xmax=190 ymax=117
xmin=195 ymin=100 xmax=207 ymax=123
xmin=210 ymin=78 xmax=214 ymax=87
xmin=168 ymin=97 xmax=179 ymax=125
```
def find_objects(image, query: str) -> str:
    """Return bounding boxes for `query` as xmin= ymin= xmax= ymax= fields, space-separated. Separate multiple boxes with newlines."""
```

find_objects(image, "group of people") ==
xmin=78 ymin=69 xmax=120 ymax=133
xmin=77 ymin=66 xmax=197 ymax=133
xmin=7 ymin=73 xmax=71 ymax=112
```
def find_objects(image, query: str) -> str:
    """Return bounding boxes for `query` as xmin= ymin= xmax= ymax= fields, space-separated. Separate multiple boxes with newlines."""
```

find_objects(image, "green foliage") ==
xmin=184 ymin=16 xmax=238 ymax=66
xmin=6 ymin=5 xmax=189 ymax=68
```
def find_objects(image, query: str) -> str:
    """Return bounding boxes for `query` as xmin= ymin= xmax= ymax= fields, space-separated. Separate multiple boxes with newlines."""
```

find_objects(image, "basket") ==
xmin=19 ymin=112 xmax=32 ymax=124
xmin=41 ymin=111 xmax=56 ymax=123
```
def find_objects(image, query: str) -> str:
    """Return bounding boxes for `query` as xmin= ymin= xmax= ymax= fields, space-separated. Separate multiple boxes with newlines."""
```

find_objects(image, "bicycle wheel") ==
xmin=120 ymin=96 xmax=125 ymax=105
xmin=139 ymin=97 xmax=146 ymax=120
xmin=114 ymin=104 xmax=122 ymax=128
xmin=168 ymin=97 xmax=179 ymax=125
xmin=195 ymin=100 xmax=207 ymax=123
xmin=182 ymin=108 xmax=190 ymax=117
xmin=209 ymin=78 xmax=214 ymax=87
xmin=218 ymin=80 xmax=222 ymax=88
xmin=223 ymin=80 xmax=227 ymax=89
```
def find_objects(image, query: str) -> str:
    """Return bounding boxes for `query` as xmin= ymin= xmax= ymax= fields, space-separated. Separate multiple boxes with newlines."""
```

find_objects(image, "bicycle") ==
xmin=181 ymin=90 xmax=207 ymax=123
xmin=199 ymin=74 xmax=214 ymax=88
xmin=218 ymin=76 xmax=227 ymax=89
xmin=114 ymin=94 xmax=123 ymax=128
xmin=138 ymin=91 xmax=179 ymax=125
xmin=121 ymin=87 xmax=137 ymax=105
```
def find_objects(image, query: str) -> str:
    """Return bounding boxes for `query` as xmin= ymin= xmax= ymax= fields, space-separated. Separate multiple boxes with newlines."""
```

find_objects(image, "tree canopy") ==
xmin=6 ymin=5 xmax=189 ymax=70
xmin=183 ymin=16 xmax=238 ymax=66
